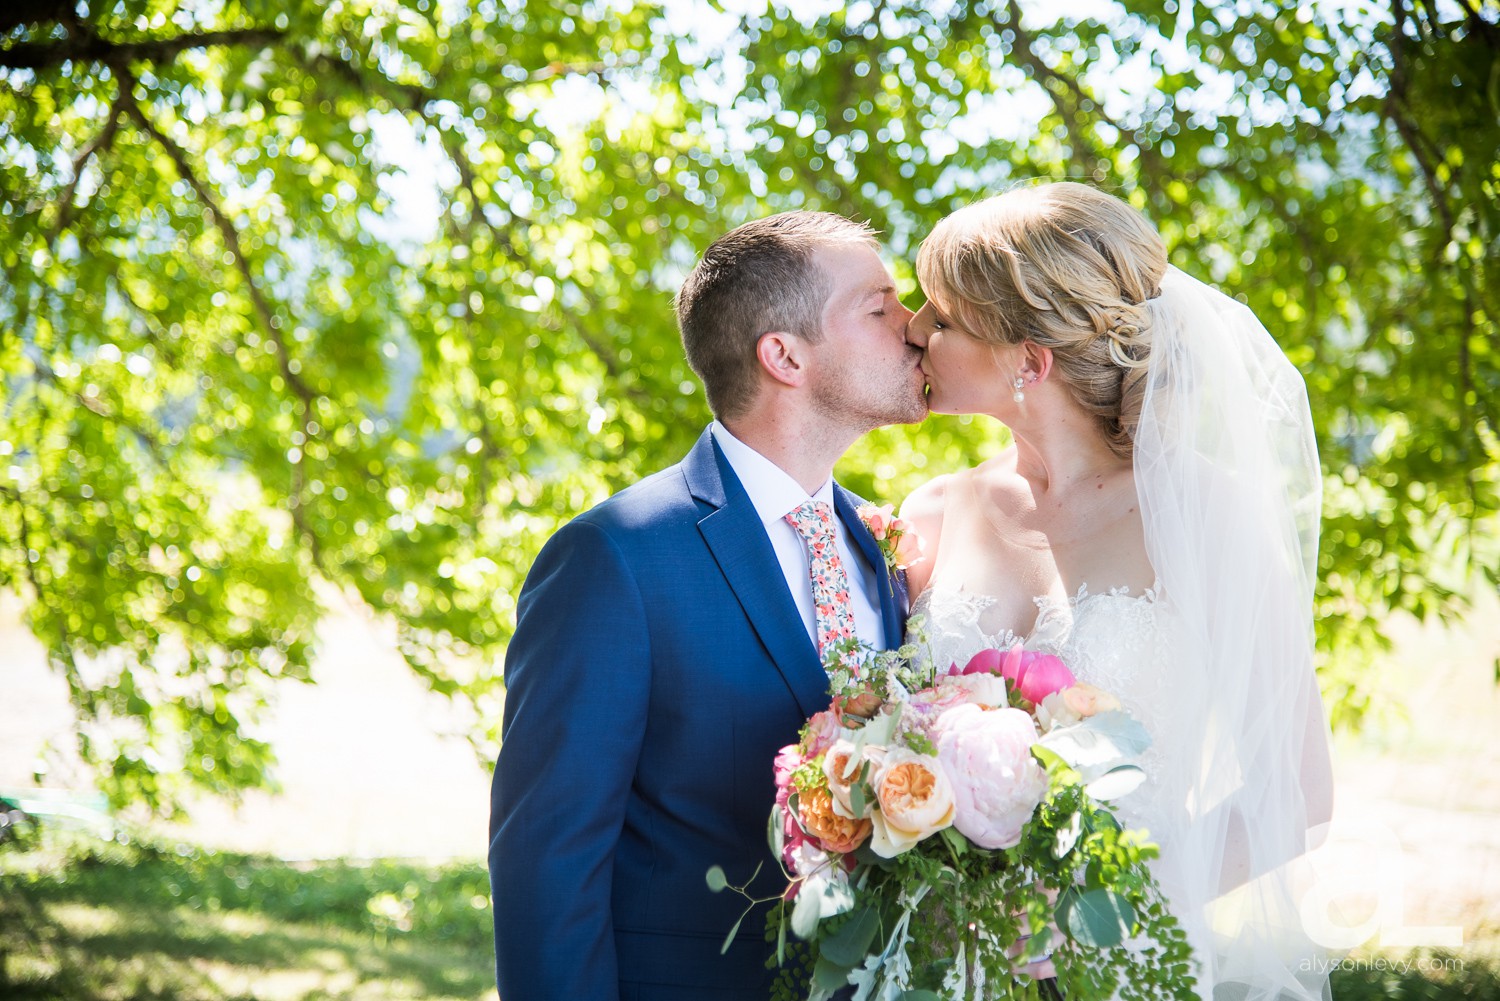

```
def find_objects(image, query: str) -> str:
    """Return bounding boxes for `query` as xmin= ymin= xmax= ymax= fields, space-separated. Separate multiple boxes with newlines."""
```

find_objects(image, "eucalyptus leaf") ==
xmin=1085 ymin=765 xmax=1148 ymax=802
xmin=813 ymin=955 xmax=855 ymax=992
xmin=850 ymin=778 xmax=868 ymax=820
xmin=1053 ymin=810 xmax=1084 ymax=859
xmin=1059 ymin=887 xmax=1137 ymax=949
xmin=1037 ymin=711 xmax=1151 ymax=772
xmin=705 ymin=865 xmax=728 ymax=893
xmin=820 ymin=906 xmax=882 ymax=967
xmin=719 ymin=911 xmax=745 ymax=955
xmin=791 ymin=884 xmax=823 ymax=940
xmin=768 ymin=804 xmax=785 ymax=858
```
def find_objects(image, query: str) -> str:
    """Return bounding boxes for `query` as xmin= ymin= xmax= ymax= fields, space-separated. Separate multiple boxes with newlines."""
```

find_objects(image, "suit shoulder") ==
xmin=569 ymin=460 xmax=699 ymax=540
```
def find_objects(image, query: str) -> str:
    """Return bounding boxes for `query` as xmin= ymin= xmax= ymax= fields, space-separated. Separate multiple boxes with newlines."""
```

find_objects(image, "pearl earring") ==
xmin=1012 ymin=375 xmax=1026 ymax=403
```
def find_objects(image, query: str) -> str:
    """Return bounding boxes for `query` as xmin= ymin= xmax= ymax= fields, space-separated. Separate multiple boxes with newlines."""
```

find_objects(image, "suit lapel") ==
xmin=685 ymin=431 xmax=829 ymax=720
xmin=833 ymin=485 xmax=908 ymax=650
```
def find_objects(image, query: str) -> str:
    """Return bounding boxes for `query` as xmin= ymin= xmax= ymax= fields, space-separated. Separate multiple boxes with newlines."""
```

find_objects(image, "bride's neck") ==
xmin=1008 ymin=416 xmax=1127 ymax=496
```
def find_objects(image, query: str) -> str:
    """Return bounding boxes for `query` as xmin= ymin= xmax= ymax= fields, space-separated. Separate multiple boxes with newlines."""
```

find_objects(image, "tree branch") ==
xmin=1000 ymin=0 xmax=1173 ymax=183
xmin=115 ymin=65 xmax=324 ymax=567
xmin=116 ymin=69 xmax=311 ymax=406
xmin=0 ymin=26 xmax=284 ymax=71
xmin=48 ymin=89 xmax=128 ymax=249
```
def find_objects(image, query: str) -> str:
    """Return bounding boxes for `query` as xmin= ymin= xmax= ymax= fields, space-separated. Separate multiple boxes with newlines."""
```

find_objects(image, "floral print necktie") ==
xmin=785 ymin=500 xmax=857 ymax=657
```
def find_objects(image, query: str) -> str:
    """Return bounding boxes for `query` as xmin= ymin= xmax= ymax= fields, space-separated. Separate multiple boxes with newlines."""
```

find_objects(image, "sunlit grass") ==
xmin=0 ymin=829 xmax=495 ymax=1001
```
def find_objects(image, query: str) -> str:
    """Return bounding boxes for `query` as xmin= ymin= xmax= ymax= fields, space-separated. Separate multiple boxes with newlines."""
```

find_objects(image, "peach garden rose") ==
xmin=869 ymin=748 xmax=955 ymax=857
xmin=798 ymin=784 xmax=873 ymax=855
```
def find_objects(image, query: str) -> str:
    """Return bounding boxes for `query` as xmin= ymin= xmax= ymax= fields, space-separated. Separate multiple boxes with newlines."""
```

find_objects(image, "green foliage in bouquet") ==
xmin=761 ymin=752 xmax=1195 ymax=1000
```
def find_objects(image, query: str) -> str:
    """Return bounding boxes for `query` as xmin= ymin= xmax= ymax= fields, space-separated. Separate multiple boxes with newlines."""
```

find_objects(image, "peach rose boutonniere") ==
xmin=855 ymin=503 xmax=926 ymax=573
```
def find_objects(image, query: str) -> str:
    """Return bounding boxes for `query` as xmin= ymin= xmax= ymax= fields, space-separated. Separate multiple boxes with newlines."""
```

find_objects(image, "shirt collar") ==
xmin=710 ymin=421 xmax=834 ymax=526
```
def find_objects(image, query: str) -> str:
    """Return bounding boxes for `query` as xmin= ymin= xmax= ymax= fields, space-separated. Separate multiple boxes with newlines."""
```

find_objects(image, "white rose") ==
xmin=822 ymin=739 xmax=873 ymax=819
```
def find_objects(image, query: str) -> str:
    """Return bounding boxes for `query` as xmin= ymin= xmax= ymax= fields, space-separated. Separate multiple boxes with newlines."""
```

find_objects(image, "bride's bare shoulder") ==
xmin=900 ymin=472 xmax=952 ymax=525
xmin=897 ymin=473 xmax=957 ymax=598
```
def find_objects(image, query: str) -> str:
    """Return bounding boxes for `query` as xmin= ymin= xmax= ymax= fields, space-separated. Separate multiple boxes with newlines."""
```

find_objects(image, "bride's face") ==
xmin=906 ymin=299 xmax=1014 ymax=416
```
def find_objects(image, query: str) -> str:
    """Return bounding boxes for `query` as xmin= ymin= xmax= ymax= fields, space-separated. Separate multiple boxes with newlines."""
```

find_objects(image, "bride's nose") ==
xmin=905 ymin=315 xmax=928 ymax=348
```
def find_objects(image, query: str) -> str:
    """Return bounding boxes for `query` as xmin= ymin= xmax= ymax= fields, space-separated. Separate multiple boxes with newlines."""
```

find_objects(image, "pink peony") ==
xmin=932 ymin=703 xmax=1049 ymax=849
xmin=958 ymin=645 xmax=1076 ymax=705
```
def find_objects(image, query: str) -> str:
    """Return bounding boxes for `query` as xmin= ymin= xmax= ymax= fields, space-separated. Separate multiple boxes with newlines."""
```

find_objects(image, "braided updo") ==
xmin=916 ymin=182 xmax=1168 ymax=459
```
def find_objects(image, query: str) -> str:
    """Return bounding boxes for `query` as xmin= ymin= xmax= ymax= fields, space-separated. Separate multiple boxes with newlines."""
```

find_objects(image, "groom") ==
xmin=489 ymin=211 xmax=928 ymax=1000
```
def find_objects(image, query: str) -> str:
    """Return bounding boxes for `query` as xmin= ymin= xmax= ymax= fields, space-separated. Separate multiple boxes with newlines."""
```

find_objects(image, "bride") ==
xmin=899 ymin=182 xmax=1337 ymax=1000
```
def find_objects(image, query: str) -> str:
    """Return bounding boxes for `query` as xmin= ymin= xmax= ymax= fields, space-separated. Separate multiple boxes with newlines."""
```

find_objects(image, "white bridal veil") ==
xmin=1134 ymin=267 xmax=1337 ymax=1000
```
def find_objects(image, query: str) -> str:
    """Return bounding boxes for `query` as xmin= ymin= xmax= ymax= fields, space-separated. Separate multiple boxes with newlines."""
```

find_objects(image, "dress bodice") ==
xmin=910 ymin=583 xmax=1178 ymax=840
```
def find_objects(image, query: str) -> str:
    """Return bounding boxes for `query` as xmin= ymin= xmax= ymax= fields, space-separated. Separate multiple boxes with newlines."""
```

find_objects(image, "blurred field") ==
xmin=0 ymin=590 xmax=492 ymax=861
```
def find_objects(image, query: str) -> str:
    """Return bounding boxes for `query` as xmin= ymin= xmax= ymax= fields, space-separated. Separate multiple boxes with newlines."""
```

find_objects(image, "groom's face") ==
xmin=803 ymin=244 xmax=928 ymax=428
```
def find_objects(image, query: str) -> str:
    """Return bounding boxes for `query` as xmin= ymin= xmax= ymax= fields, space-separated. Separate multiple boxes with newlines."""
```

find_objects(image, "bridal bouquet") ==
xmin=713 ymin=623 xmax=1196 ymax=1001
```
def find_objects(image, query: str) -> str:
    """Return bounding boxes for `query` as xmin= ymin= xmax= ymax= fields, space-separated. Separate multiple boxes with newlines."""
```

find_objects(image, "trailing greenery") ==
xmin=1 ymin=0 xmax=1496 ymax=813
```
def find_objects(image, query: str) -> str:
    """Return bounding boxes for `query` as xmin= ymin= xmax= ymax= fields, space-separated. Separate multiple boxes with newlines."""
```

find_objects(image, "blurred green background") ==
xmin=1 ymin=0 xmax=1497 ymax=997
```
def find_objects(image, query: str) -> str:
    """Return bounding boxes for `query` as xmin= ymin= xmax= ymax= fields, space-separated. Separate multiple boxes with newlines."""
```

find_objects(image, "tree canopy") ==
xmin=2 ymin=0 xmax=1496 ymax=814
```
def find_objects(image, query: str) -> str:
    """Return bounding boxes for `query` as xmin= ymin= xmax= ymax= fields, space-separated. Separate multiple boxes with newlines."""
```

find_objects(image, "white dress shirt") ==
xmin=710 ymin=421 xmax=885 ymax=654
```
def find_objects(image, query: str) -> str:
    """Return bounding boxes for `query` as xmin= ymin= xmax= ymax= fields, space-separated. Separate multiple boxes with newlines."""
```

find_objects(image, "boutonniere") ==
xmin=855 ymin=503 xmax=926 ymax=574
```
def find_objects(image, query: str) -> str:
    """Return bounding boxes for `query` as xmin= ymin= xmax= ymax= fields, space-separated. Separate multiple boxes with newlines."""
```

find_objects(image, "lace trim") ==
xmin=1032 ymin=577 xmax=1163 ymax=613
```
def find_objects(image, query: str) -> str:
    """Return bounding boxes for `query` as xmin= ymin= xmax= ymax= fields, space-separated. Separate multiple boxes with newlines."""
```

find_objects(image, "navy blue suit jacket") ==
xmin=490 ymin=428 xmax=906 ymax=1000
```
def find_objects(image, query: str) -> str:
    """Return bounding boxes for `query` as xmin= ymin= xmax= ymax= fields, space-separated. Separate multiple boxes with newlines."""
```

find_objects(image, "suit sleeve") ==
xmin=489 ymin=519 xmax=650 ymax=1001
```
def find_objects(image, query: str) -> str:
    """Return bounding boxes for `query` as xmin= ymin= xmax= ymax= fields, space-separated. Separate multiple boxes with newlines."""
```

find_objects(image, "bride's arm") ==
xmin=897 ymin=473 xmax=952 ymax=599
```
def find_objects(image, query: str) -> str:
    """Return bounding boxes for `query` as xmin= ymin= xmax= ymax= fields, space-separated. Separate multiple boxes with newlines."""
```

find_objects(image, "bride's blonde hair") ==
xmin=916 ymin=182 xmax=1168 ymax=459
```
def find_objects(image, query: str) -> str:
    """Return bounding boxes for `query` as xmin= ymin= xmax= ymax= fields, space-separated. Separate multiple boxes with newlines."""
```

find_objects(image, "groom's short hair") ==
xmin=677 ymin=211 xmax=878 ymax=420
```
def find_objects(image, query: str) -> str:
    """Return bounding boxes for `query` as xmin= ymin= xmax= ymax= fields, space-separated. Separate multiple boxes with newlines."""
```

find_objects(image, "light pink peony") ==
xmin=932 ymin=703 xmax=1048 ymax=849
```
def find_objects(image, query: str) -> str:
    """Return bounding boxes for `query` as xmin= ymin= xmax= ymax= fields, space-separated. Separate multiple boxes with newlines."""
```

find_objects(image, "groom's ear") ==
xmin=756 ymin=331 xmax=807 ymax=388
